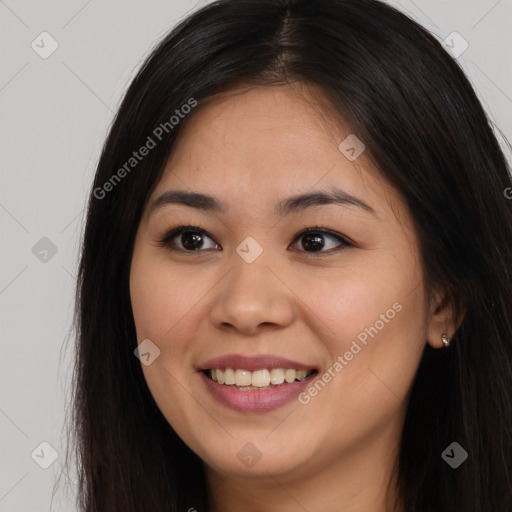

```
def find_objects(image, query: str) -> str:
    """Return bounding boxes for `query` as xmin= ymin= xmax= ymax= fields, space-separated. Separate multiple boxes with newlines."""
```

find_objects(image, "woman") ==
xmin=66 ymin=0 xmax=512 ymax=510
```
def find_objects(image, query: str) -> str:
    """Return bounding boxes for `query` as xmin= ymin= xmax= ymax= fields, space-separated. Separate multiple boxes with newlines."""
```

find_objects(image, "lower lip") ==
xmin=198 ymin=371 xmax=316 ymax=412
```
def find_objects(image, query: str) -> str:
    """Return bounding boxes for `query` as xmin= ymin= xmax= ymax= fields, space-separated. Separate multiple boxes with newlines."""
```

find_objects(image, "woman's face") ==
xmin=130 ymin=83 xmax=448 ymax=485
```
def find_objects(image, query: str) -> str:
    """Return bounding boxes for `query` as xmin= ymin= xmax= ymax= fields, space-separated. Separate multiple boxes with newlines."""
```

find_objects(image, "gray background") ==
xmin=1 ymin=0 xmax=511 ymax=510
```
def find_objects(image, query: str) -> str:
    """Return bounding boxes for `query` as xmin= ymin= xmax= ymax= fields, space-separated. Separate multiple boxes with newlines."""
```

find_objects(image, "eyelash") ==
xmin=155 ymin=223 xmax=353 ymax=256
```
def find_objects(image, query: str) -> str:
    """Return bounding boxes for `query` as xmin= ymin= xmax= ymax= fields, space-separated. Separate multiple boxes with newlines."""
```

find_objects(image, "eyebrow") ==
xmin=148 ymin=187 xmax=376 ymax=217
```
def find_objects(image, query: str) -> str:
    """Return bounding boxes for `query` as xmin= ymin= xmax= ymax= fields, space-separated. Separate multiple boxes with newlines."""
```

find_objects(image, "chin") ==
xmin=199 ymin=438 xmax=316 ymax=480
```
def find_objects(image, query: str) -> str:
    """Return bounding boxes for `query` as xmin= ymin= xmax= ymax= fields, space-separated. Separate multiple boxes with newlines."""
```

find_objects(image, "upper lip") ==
xmin=197 ymin=354 xmax=317 ymax=372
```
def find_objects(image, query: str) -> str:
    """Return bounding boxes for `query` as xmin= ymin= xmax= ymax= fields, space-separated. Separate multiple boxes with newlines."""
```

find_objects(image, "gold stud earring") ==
xmin=441 ymin=333 xmax=451 ymax=347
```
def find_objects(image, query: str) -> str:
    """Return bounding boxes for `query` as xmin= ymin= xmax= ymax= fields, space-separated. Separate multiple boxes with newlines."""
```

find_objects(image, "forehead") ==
xmin=175 ymin=83 xmax=346 ymax=152
xmin=149 ymin=84 xmax=402 ymax=223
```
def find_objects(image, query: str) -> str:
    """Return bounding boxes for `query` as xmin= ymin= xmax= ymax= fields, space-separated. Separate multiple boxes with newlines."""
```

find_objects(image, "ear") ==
xmin=426 ymin=287 xmax=465 ymax=349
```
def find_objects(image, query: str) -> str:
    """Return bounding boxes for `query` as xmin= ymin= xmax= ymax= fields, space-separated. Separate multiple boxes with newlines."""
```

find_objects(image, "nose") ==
xmin=208 ymin=251 xmax=295 ymax=335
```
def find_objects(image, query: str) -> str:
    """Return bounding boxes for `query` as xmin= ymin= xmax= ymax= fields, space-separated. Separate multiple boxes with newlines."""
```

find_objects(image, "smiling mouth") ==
xmin=203 ymin=368 xmax=318 ymax=390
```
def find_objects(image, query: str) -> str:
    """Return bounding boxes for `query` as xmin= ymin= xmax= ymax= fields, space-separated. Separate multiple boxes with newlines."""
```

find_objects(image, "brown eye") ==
xmin=157 ymin=225 xmax=352 ymax=255
xmin=158 ymin=226 xmax=220 ymax=252
xmin=179 ymin=231 xmax=206 ymax=250
xmin=301 ymin=233 xmax=325 ymax=252
xmin=291 ymin=228 xmax=352 ymax=254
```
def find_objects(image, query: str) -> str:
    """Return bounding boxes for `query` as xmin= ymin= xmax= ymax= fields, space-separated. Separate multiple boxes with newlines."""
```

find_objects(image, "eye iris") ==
xmin=302 ymin=233 xmax=324 ymax=252
xmin=182 ymin=232 xmax=203 ymax=250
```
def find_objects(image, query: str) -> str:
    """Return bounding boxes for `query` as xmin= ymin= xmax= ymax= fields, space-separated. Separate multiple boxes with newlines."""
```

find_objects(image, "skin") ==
xmin=129 ymin=82 xmax=458 ymax=512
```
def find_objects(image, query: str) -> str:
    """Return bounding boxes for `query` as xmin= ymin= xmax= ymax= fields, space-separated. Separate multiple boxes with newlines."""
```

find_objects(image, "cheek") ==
xmin=290 ymin=259 xmax=422 ymax=344
xmin=130 ymin=254 xmax=206 ymax=432
xmin=292 ymin=274 xmax=427 ymax=440
xmin=130 ymin=254 xmax=206 ymax=345
xmin=290 ymin=256 xmax=427 ymax=396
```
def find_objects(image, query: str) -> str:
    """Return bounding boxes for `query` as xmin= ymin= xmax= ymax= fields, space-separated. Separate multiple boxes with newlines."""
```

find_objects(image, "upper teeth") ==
xmin=209 ymin=368 xmax=312 ymax=387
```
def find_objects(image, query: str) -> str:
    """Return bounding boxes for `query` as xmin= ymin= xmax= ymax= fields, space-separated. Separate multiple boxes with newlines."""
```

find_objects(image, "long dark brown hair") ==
xmin=59 ymin=0 xmax=512 ymax=510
